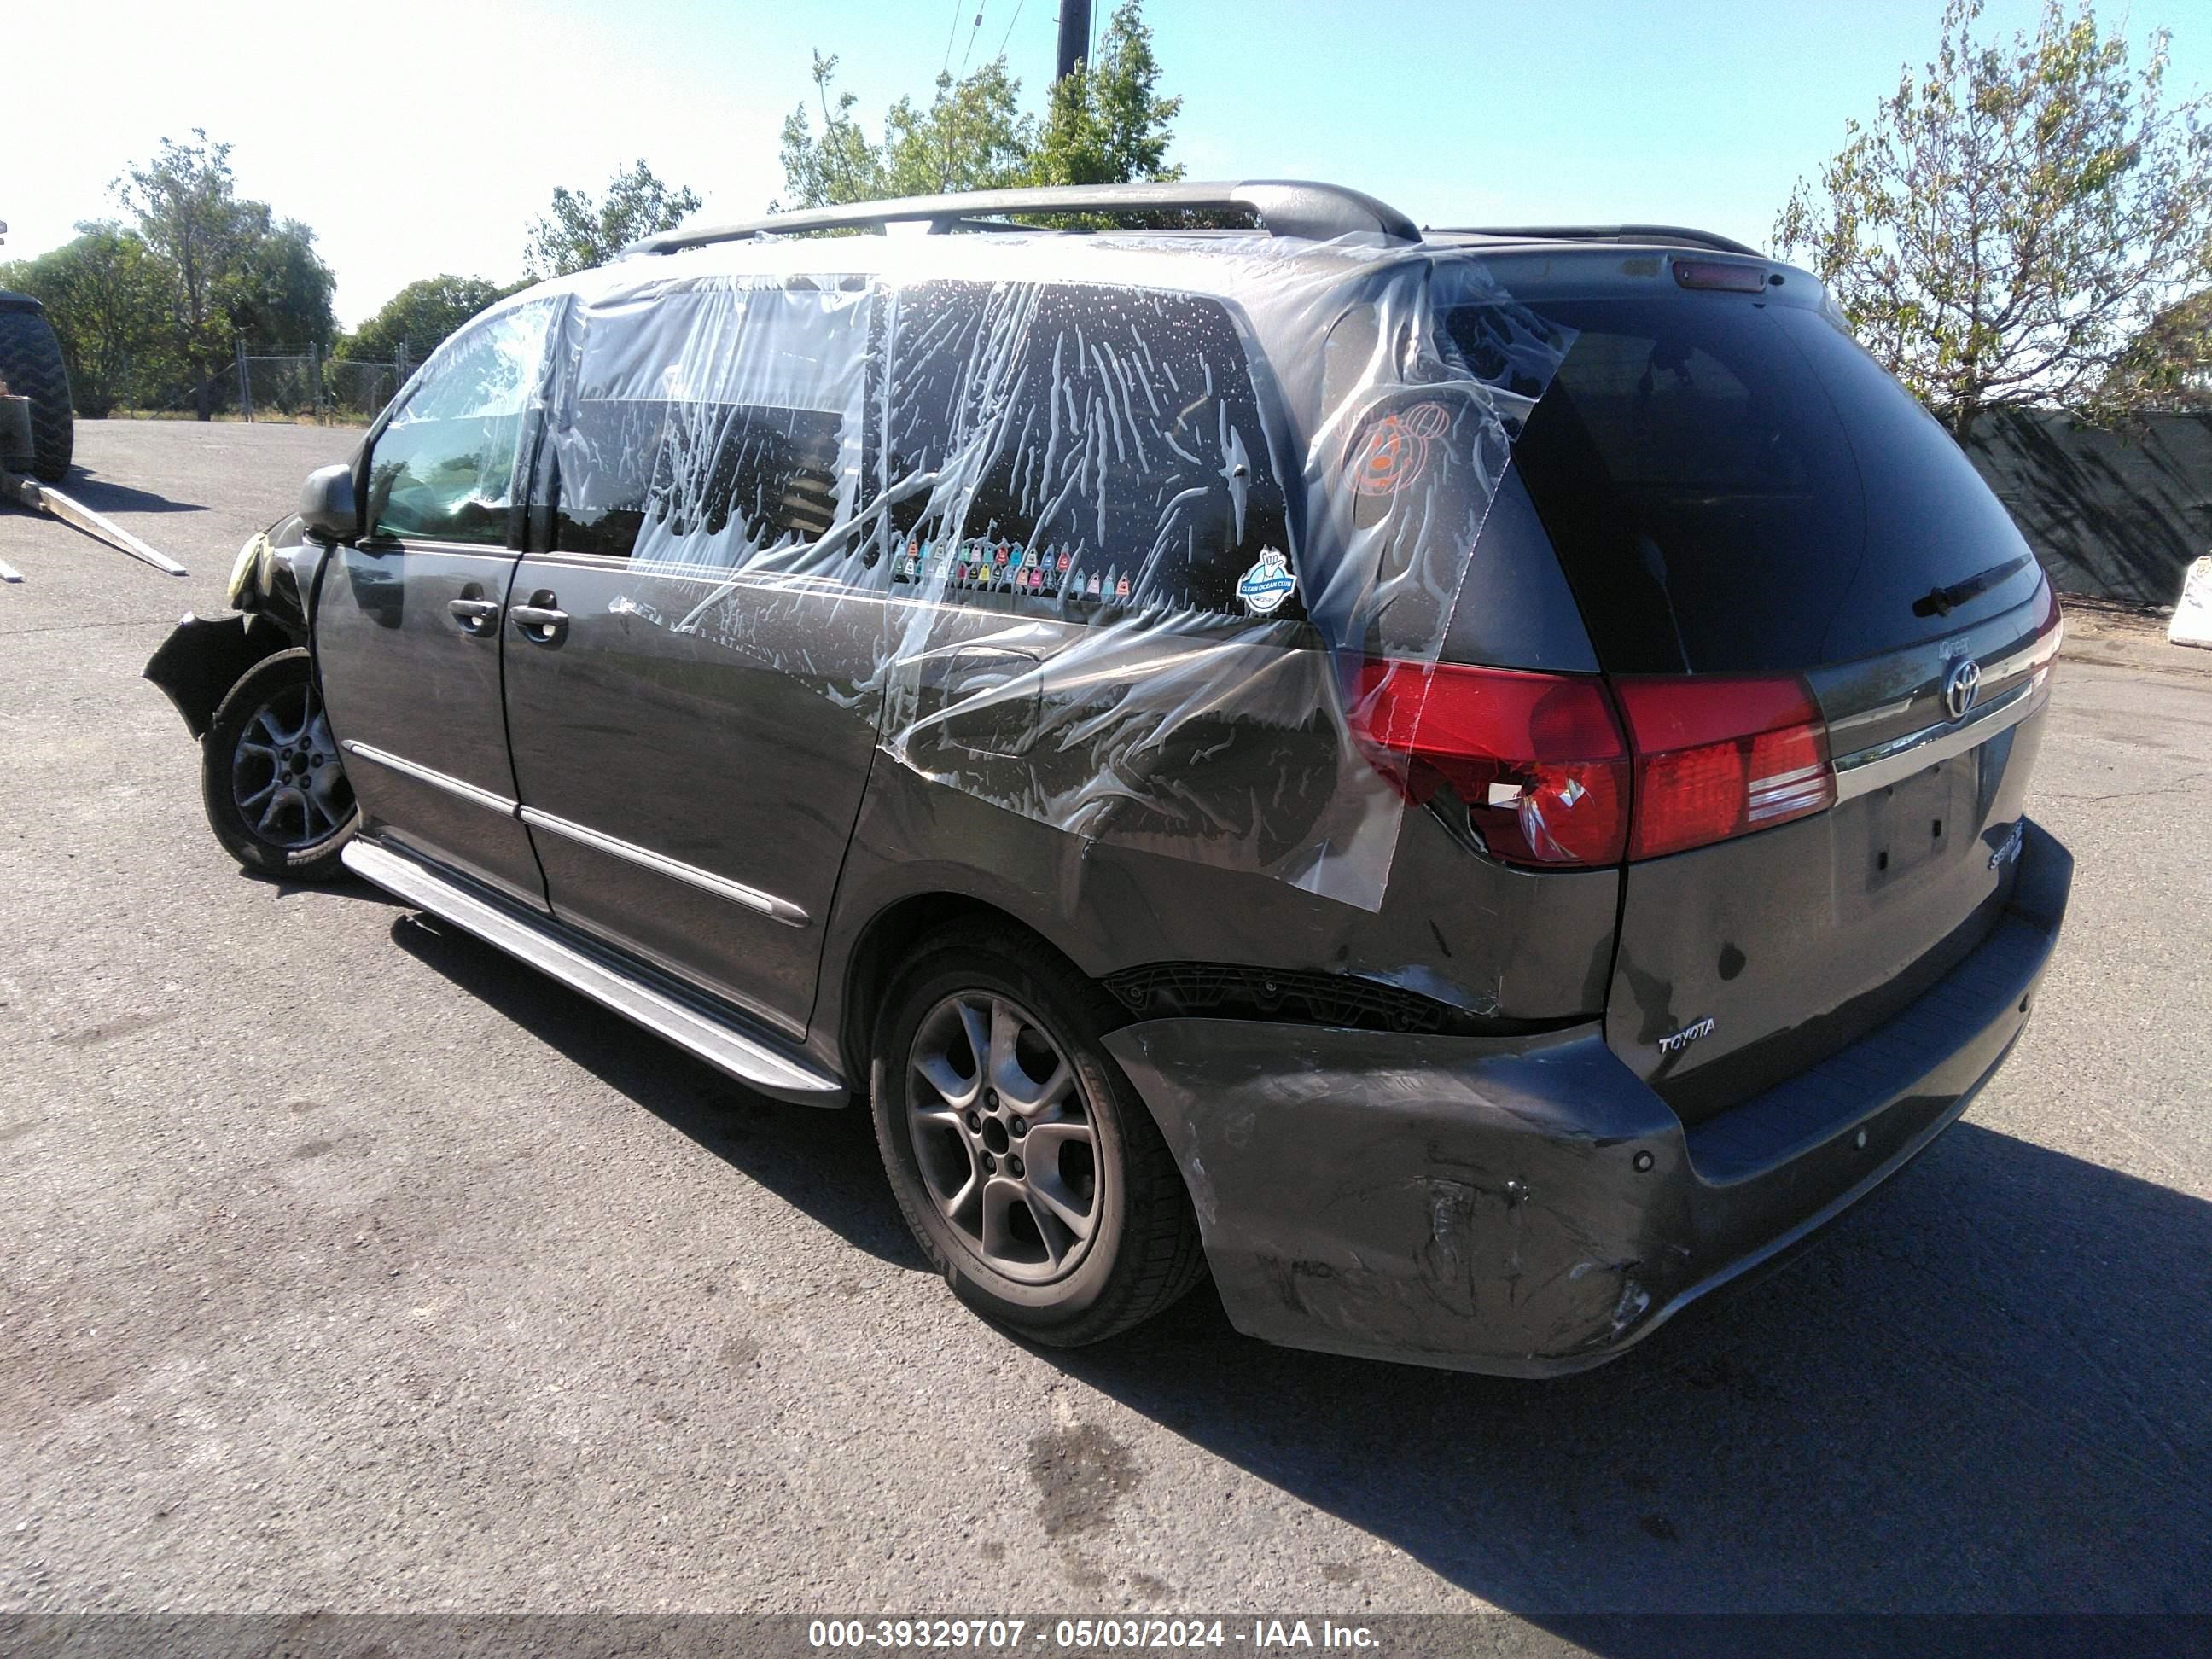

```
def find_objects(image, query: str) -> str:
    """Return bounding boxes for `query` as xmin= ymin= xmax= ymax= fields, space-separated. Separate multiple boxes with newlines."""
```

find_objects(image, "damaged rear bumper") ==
xmin=1103 ymin=818 xmax=2072 ymax=1377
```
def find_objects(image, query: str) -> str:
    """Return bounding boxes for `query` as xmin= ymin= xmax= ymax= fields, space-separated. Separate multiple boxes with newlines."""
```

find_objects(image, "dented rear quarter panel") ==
xmin=1100 ymin=821 xmax=2069 ymax=1376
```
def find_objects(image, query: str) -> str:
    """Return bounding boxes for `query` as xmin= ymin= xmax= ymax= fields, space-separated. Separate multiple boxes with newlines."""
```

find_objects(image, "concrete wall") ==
xmin=1965 ymin=409 xmax=2212 ymax=607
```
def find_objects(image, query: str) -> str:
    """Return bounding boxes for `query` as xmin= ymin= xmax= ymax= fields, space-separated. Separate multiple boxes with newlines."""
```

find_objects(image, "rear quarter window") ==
xmin=871 ymin=281 xmax=1298 ymax=622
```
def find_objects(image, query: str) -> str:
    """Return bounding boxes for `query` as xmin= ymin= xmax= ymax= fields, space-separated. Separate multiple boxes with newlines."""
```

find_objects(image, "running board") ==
xmin=342 ymin=839 xmax=847 ymax=1106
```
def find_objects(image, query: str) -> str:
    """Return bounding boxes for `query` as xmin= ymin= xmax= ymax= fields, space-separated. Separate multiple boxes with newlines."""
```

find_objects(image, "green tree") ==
xmin=525 ymin=161 xmax=702 ymax=277
xmin=777 ymin=1 xmax=1183 ymax=213
xmin=341 ymin=275 xmax=514 ymax=367
xmin=1776 ymin=0 xmax=2212 ymax=439
xmin=233 ymin=216 xmax=338 ymax=352
xmin=0 ymin=223 xmax=173 ymax=417
xmin=2101 ymin=288 xmax=2212 ymax=410
xmin=779 ymin=52 xmax=1034 ymax=207
xmin=1029 ymin=2 xmax=1183 ymax=189
xmin=113 ymin=129 xmax=259 ymax=419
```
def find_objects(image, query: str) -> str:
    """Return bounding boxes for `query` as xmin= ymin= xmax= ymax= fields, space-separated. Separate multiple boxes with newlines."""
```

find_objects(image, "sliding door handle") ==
xmin=510 ymin=591 xmax=568 ymax=645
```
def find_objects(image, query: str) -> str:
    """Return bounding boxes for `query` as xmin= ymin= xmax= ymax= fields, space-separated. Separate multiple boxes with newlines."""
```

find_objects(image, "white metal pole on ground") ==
xmin=3 ymin=469 xmax=189 ymax=577
xmin=236 ymin=341 xmax=253 ymax=423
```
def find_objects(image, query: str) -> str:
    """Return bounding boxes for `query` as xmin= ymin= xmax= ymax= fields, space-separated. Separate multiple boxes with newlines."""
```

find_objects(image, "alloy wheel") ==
xmin=905 ymin=992 xmax=1102 ymax=1285
xmin=231 ymin=679 xmax=353 ymax=850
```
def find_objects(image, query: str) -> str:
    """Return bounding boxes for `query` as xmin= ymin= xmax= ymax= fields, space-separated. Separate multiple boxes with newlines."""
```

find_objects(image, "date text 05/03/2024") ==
xmin=806 ymin=1618 xmax=1380 ymax=1651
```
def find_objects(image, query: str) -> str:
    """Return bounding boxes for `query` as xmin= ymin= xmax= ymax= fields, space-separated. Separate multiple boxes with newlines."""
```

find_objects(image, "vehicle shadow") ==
xmin=57 ymin=473 xmax=206 ymax=515
xmin=1048 ymin=1123 xmax=2212 ymax=1624
xmin=249 ymin=867 xmax=409 ymax=905
xmin=385 ymin=911 xmax=927 ymax=1272
xmin=381 ymin=906 xmax=2212 ymax=1622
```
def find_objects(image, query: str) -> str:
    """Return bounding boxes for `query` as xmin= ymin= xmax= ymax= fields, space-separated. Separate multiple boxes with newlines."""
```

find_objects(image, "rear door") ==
xmin=313 ymin=300 xmax=558 ymax=907
xmin=500 ymin=282 xmax=882 ymax=1036
xmin=1466 ymin=270 xmax=2062 ymax=1117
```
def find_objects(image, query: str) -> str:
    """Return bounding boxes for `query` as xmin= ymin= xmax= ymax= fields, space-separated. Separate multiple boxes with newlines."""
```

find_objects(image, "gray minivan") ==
xmin=148 ymin=181 xmax=2069 ymax=1375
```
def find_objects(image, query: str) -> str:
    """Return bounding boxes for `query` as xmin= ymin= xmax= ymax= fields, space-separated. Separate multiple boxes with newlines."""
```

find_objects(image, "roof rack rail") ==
xmin=630 ymin=180 xmax=1422 ymax=255
xmin=1435 ymin=224 xmax=1762 ymax=258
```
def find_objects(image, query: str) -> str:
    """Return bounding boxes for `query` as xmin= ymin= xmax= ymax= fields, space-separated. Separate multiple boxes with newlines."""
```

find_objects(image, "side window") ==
xmin=368 ymin=301 xmax=555 ymax=545
xmin=548 ymin=282 xmax=864 ymax=565
xmin=875 ymin=282 xmax=1295 ymax=619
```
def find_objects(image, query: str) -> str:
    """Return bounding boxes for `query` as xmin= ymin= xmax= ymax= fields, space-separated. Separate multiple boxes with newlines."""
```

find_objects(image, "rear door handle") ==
xmin=447 ymin=597 xmax=501 ymax=632
xmin=510 ymin=591 xmax=568 ymax=645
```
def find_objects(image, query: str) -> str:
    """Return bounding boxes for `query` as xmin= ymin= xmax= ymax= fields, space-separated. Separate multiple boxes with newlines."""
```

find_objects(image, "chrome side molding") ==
xmin=340 ymin=742 xmax=809 ymax=928
xmin=341 ymin=839 xmax=845 ymax=1105
xmin=341 ymin=741 xmax=517 ymax=816
xmin=519 ymin=806 xmax=808 ymax=927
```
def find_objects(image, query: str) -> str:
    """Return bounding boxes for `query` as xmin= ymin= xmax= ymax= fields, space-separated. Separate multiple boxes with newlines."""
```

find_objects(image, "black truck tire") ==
xmin=0 ymin=302 xmax=75 ymax=483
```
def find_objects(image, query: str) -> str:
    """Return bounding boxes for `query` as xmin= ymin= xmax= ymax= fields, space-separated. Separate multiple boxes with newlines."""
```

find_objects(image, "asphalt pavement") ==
xmin=3 ymin=422 xmax=2209 ymax=1638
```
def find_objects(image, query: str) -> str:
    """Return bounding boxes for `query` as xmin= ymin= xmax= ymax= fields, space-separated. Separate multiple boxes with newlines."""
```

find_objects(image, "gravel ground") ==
xmin=3 ymin=422 xmax=2209 ymax=1639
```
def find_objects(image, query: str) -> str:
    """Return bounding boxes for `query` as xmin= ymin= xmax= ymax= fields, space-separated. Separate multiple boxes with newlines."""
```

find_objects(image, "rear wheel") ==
xmin=0 ymin=305 xmax=74 ymax=483
xmin=201 ymin=649 xmax=358 ymax=882
xmin=871 ymin=928 xmax=1206 ymax=1346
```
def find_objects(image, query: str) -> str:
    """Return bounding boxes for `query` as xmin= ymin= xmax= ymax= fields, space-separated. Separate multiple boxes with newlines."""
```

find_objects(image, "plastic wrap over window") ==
xmin=538 ymin=237 xmax=1572 ymax=911
xmin=370 ymin=300 xmax=557 ymax=546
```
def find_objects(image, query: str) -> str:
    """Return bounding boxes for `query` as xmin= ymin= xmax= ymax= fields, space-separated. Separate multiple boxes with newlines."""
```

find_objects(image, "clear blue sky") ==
xmin=5 ymin=0 xmax=2207 ymax=329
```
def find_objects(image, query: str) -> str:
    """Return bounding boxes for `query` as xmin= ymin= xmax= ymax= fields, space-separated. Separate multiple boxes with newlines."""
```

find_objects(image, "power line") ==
xmin=958 ymin=1 xmax=987 ymax=75
xmin=996 ymin=0 xmax=1027 ymax=61
xmin=940 ymin=0 xmax=964 ymax=79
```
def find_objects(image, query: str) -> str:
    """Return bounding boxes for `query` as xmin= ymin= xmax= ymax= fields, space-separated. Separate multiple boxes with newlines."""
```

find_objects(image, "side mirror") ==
xmin=300 ymin=463 xmax=359 ymax=543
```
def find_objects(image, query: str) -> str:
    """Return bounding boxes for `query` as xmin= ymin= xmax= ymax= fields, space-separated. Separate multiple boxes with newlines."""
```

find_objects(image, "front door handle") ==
xmin=510 ymin=590 xmax=568 ymax=645
xmin=447 ymin=597 xmax=501 ymax=632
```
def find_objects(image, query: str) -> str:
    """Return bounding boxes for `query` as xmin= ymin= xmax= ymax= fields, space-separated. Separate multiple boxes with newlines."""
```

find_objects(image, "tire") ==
xmin=201 ymin=649 xmax=358 ymax=882
xmin=0 ymin=305 xmax=74 ymax=483
xmin=872 ymin=925 xmax=1207 ymax=1346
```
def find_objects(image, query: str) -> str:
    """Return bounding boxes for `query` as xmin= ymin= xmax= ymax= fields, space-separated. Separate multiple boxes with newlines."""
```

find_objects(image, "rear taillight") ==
xmin=1354 ymin=662 xmax=1839 ymax=868
xmin=1351 ymin=661 xmax=1630 ymax=868
xmin=1612 ymin=676 xmax=1835 ymax=859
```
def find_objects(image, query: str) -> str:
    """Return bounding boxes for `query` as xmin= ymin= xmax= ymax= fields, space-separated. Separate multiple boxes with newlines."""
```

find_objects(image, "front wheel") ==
xmin=872 ymin=928 xmax=1206 ymax=1347
xmin=201 ymin=648 xmax=358 ymax=882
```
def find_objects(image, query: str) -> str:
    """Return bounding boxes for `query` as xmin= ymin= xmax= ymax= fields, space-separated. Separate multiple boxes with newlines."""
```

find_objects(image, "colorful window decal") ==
xmin=1347 ymin=400 xmax=1452 ymax=498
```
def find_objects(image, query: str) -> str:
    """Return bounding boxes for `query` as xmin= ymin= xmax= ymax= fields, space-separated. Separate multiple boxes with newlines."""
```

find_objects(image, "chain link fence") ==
xmin=232 ymin=343 xmax=415 ymax=426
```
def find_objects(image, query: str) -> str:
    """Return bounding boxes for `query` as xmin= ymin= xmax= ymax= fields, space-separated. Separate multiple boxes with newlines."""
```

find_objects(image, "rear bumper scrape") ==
xmin=1103 ymin=818 xmax=2071 ymax=1377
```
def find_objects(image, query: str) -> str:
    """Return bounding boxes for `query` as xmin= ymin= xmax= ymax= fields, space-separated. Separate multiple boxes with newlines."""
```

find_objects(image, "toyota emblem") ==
xmin=1944 ymin=657 xmax=1982 ymax=720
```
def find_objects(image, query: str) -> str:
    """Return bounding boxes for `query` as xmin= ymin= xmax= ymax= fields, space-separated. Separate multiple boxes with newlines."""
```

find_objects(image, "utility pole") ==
xmin=1055 ymin=0 xmax=1091 ymax=80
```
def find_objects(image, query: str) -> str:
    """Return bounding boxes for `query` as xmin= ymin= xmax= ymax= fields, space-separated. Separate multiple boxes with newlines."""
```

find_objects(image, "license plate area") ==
xmin=1842 ymin=753 xmax=1978 ymax=903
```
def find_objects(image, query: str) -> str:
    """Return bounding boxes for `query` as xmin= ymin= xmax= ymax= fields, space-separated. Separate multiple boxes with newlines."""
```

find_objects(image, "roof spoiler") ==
xmin=1435 ymin=224 xmax=1762 ymax=258
xmin=628 ymin=180 xmax=1423 ymax=255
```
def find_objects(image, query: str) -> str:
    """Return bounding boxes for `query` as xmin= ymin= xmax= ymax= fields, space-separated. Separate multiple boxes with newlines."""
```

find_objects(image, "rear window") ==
xmin=1452 ymin=294 xmax=2042 ymax=672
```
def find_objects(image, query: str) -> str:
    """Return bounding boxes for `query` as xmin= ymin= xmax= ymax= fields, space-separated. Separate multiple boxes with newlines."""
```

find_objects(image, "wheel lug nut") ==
xmin=985 ymin=1090 xmax=998 ymax=1108
xmin=981 ymin=1153 xmax=997 ymax=1173
xmin=1010 ymin=1117 xmax=1027 ymax=1138
xmin=965 ymin=1110 xmax=981 ymax=1132
xmin=1009 ymin=1155 xmax=1024 ymax=1179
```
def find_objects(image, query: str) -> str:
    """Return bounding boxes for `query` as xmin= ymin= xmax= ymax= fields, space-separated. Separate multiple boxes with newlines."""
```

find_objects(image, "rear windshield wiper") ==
xmin=1912 ymin=555 xmax=2031 ymax=618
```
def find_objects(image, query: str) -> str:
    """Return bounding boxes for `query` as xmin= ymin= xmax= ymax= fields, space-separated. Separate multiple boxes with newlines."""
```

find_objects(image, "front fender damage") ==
xmin=143 ymin=611 xmax=295 ymax=739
